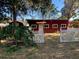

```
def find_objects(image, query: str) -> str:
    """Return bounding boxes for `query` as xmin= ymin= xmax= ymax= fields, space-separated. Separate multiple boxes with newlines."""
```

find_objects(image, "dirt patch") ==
xmin=0 ymin=35 xmax=79 ymax=59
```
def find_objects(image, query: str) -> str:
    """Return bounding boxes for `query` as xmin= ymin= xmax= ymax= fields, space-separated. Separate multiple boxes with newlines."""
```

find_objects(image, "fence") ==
xmin=60 ymin=28 xmax=79 ymax=42
xmin=33 ymin=31 xmax=45 ymax=43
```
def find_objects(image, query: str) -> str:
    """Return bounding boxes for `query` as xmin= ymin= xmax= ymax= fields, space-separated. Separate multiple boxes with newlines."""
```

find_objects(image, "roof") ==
xmin=27 ymin=20 xmax=69 ymax=24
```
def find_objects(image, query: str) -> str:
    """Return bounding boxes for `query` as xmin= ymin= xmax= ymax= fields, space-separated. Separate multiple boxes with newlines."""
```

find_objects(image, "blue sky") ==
xmin=52 ymin=0 xmax=64 ymax=11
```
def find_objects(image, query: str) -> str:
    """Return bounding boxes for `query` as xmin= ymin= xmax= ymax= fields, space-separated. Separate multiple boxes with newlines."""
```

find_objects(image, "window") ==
xmin=44 ymin=24 xmax=49 ymax=28
xmin=52 ymin=24 xmax=58 ymax=28
xmin=61 ymin=24 xmax=66 ymax=28
xmin=31 ymin=24 xmax=37 ymax=29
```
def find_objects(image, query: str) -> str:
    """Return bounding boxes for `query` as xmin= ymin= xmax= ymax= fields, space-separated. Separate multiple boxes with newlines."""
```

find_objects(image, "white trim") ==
xmin=44 ymin=24 xmax=49 ymax=28
xmin=61 ymin=24 xmax=67 ymax=28
xmin=52 ymin=24 xmax=58 ymax=28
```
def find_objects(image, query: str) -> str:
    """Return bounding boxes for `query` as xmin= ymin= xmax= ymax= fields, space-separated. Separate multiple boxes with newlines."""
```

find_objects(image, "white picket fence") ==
xmin=60 ymin=28 xmax=79 ymax=42
xmin=33 ymin=31 xmax=45 ymax=43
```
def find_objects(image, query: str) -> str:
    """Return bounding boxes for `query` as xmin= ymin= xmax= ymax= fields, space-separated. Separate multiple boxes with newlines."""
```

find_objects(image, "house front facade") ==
xmin=27 ymin=20 xmax=69 ymax=33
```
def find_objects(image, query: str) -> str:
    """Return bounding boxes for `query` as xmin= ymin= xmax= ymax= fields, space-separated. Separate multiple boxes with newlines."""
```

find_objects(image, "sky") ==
xmin=52 ymin=0 xmax=64 ymax=11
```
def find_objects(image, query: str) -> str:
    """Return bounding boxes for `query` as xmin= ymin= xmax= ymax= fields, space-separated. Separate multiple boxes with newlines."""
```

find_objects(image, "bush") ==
xmin=0 ymin=22 xmax=37 ymax=53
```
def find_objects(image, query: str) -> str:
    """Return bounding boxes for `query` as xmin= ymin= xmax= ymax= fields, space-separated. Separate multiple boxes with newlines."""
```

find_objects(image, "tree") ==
xmin=61 ymin=0 xmax=78 ymax=20
xmin=0 ymin=0 xmax=56 ymax=52
xmin=0 ymin=0 xmax=34 ymax=52
xmin=0 ymin=0 xmax=56 ymax=20
xmin=0 ymin=0 xmax=27 ymax=22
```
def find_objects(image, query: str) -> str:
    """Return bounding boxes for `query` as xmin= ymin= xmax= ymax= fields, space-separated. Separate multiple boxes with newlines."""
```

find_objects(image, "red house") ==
xmin=27 ymin=20 xmax=69 ymax=33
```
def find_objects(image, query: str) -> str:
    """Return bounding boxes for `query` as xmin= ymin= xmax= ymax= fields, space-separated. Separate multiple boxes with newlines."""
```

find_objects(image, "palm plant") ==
xmin=0 ymin=22 xmax=36 ymax=53
xmin=0 ymin=22 xmax=35 ymax=46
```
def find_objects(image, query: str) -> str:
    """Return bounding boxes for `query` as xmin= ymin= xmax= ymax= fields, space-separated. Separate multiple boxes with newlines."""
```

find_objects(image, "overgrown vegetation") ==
xmin=72 ymin=20 xmax=79 ymax=28
xmin=0 ymin=22 xmax=36 ymax=53
xmin=0 ymin=0 xmax=56 ymax=53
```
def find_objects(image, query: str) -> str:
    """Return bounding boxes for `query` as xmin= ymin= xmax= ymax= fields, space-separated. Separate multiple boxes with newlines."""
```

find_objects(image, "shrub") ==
xmin=0 ymin=22 xmax=36 ymax=53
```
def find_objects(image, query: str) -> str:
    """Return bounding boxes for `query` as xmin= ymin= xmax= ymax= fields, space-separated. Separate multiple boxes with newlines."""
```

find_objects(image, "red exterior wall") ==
xmin=27 ymin=20 xmax=69 ymax=33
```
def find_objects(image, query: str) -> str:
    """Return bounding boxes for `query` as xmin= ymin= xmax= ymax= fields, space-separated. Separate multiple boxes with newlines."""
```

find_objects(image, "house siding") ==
xmin=27 ymin=20 xmax=69 ymax=33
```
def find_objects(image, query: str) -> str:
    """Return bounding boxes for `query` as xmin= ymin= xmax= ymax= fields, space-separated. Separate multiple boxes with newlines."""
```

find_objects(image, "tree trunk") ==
xmin=12 ymin=5 xmax=19 ymax=46
xmin=12 ymin=5 xmax=16 ymax=22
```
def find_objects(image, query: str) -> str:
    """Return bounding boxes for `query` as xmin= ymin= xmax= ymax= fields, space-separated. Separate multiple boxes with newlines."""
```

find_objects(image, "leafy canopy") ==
xmin=0 ymin=0 xmax=56 ymax=20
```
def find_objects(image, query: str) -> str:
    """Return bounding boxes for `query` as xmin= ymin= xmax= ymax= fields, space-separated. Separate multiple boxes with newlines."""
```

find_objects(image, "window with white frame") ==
xmin=61 ymin=24 xmax=66 ymax=28
xmin=31 ymin=24 xmax=37 ymax=29
xmin=52 ymin=24 xmax=58 ymax=28
xmin=44 ymin=24 xmax=49 ymax=28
